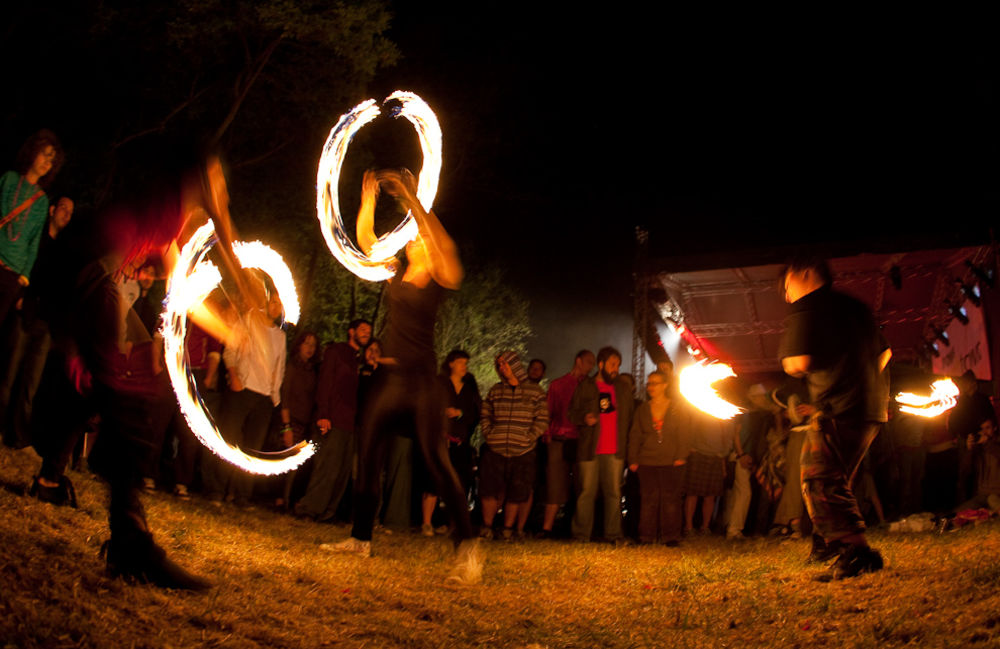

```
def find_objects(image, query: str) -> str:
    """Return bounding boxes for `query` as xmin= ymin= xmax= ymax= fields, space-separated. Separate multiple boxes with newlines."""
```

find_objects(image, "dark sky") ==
xmin=4 ymin=6 xmax=996 ymax=376
xmin=374 ymin=7 xmax=997 ymax=374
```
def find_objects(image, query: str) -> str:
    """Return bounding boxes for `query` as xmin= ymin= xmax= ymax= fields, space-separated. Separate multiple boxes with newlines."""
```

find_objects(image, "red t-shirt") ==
xmin=596 ymin=379 xmax=618 ymax=455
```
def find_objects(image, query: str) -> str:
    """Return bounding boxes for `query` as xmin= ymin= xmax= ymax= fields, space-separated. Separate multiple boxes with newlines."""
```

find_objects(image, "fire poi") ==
xmin=895 ymin=378 xmax=960 ymax=418
xmin=316 ymin=91 xmax=441 ymax=280
xmin=162 ymin=221 xmax=313 ymax=475
xmin=678 ymin=362 xmax=744 ymax=420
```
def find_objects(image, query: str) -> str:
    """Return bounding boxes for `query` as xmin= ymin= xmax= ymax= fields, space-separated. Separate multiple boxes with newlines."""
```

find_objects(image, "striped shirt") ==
xmin=481 ymin=380 xmax=549 ymax=458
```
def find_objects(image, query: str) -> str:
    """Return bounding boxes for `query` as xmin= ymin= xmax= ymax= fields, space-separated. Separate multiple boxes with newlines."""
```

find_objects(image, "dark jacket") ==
xmin=314 ymin=342 xmax=361 ymax=433
xmin=569 ymin=374 xmax=635 ymax=461
xmin=628 ymin=399 xmax=692 ymax=467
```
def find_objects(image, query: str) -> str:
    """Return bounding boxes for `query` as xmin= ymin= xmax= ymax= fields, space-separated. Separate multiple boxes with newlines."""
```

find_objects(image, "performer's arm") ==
xmin=378 ymin=169 xmax=463 ymax=290
xmin=355 ymin=170 xmax=380 ymax=256
xmin=878 ymin=347 xmax=892 ymax=372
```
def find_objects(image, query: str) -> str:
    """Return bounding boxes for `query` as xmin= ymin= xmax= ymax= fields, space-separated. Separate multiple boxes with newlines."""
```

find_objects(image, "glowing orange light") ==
xmin=896 ymin=378 xmax=960 ymax=418
xmin=316 ymin=91 xmax=441 ymax=281
xmin=162 ymin=222 xmax=314 ymax=475
xmin=679 ymin=362 xmax=743 ymax=420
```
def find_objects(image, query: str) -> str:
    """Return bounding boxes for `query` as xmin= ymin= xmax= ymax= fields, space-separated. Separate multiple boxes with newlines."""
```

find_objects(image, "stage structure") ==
xmin=630 ymin=240 xmax=999 ymax=395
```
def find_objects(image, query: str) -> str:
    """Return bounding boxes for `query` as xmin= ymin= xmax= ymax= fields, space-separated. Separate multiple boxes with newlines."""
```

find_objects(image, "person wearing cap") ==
xmin=479 ymin=350 xmax=548 ymax=540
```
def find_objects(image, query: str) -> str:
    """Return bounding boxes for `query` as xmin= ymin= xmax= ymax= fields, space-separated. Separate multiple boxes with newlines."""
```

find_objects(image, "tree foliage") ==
xmin=436 ymin=264 xmax=533 ymax=395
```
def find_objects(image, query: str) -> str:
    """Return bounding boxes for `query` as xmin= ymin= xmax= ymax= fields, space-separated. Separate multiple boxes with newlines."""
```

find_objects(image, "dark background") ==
xmin=3 ymin=4 xmax=996 ymax=376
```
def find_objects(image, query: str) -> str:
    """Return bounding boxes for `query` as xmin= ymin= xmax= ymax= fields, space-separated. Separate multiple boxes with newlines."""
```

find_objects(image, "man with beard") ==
xmin=569 ymin=346 xmax=635 ymax=543
xmin=294 ymin=318 xmax=371 ymax=521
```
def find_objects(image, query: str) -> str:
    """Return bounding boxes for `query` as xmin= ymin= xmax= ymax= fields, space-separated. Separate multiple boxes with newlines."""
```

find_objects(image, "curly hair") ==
xmin=15 ymin=129 xmax=64 ymax=189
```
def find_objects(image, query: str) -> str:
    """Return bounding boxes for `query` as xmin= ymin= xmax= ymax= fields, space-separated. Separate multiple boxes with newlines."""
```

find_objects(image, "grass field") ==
xmin=3 ymin=445 xmax=1000 ymax=649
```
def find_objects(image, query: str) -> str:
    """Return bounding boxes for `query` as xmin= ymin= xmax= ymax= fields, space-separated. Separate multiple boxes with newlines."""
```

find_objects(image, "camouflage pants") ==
xmin=800 ymin=417 xmax=879 ymax=542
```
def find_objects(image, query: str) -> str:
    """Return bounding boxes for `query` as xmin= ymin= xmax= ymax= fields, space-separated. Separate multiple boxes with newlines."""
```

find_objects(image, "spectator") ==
xmin=539 ymin=349 xmax=594 ymax=538
xmin=956 ymin=418 xmax=1000 ymax=512
xmin=0 ymin=130 xmax=63 ymax=330
xmin=683 ymin=412 xmax=732 ymax=535
xmin=569 ymin=345 xmax=635 ymax=543
xmin=294 ymin=319 xmax=370 ymax=521
xmin=627 ymin=371 xmax=690 ymax=545
xmin=479 ymin=351 xmax=548 ymax=540
xmin=1 ymin=195 xmax=73 ymax=448
xmin=421 ymin=349 xmax=480 ymax=536
xmin=275 ymin=330 xmax=319 ymax=509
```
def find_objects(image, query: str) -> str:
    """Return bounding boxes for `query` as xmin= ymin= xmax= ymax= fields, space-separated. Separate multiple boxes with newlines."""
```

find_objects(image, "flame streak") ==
xmin=162 ymin=222 xmax=314 ymax=475
xmin=896 ymin=378 xmax=960 ymax=418
xmin=316 ymin=91 xmax=441 ymax=281
xmin=679 ymin=362 xmax=744 ymax=420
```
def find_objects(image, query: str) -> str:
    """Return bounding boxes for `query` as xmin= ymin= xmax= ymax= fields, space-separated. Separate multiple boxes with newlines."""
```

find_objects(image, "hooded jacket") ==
xmin=480 ymin=351 xmax=548 ymax=457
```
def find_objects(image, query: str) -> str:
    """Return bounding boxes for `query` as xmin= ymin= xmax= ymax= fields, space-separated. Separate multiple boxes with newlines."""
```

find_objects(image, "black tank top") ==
xmin=381 ymin=276 xmax=446 ymax=374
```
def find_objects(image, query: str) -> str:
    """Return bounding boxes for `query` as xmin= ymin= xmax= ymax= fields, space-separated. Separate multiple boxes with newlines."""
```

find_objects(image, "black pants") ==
xmin=351 ymin=368 xmax=473 ymax=544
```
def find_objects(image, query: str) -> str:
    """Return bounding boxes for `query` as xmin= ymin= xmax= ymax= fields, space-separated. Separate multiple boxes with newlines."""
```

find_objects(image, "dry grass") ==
xmin=3 ymin=446 xmax=1000 ymax=649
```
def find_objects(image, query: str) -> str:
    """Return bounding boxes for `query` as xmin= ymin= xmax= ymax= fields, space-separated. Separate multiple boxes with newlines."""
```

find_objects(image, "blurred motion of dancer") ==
xmin=322 ymin=169 xmax=481 ymax=584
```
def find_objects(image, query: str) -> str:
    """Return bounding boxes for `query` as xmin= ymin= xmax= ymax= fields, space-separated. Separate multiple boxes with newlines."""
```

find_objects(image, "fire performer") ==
xmin=322 ymin=169 xmax=481 ymax=585
xmin=779 ymin=257 xmax=891 ymax=581
xmin=29 ymin=149 xmax=260 ymax=589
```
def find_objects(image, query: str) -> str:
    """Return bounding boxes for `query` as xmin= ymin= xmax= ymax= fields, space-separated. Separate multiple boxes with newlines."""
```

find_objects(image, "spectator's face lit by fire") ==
xmin=450 ymin=357 xmax=468 ymax=379
xmin=576 ymin=352 xmax=596 ymax=376
xmin=352 ymin=323 xmax=372 ymax=348
xmin=365 ymin=341 xmax=382 ymax=365
xmin=50 ymin=198 xmax=73 ymax=230
xmin=982 ymin=420 xmax=997 ymax=441
xmin=299 ymin=335 xmax=318 ymax=362
xmin=528 ymin=361 xmax=545 ymax=382
xmin=646 ymin=374 xmax=667 ymax=400
xmin=30 ymin=145 xmax=56 ymax=181
xmin=137 ymin=264 xmax=156 ymax=290
xmin=599 ymin=355 xmax=620 ymax=383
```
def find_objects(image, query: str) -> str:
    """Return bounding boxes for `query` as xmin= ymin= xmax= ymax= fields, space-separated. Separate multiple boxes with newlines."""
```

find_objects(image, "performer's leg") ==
xmin=351 ymin=372 xmax=401 ymax=542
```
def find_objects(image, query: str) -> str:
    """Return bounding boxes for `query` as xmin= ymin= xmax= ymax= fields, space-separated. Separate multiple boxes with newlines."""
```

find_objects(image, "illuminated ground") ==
xmin=2 ymin=446 xmax=999 ymax=649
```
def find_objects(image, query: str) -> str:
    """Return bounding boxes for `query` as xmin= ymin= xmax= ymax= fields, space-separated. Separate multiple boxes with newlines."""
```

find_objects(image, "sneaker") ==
xmin=434 ymin=525 xmax=450 ymax=535
xmin=726 ymin=531 xmax=747 ymax=541
xmin=142 ymin=477 xmax=156 ymax=494
xmin=478 ymin=527 xmax=494 ymax=540
xmin=421 ymin=523 xmax=435 ymax=537
xmin=173 ymin=484 xmax=191 ymax=501
xmin=320 ymin=537 xmax=371 ymax=558
xmin=500 ymin=527 xmax=514 ymax=542
xmin=816 ymin=544 xmax=884 ymax=582
xmin=446 ymin=538 xmax=483 ymax=585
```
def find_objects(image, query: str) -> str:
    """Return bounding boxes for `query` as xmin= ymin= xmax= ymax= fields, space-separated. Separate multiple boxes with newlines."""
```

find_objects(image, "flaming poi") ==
xmin=162 ymin=221 xmax=314 ymax=475
xmin=316 ymin=91 xmax=441 ymax=281
xmin=896 ymin=378 xmax=960 ymax=418
xmin=679 ymin=362 xmax=744 ymax=420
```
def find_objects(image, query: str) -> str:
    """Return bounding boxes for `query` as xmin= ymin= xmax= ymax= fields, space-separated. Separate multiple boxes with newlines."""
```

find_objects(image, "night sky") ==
xmin=4 ymin=5 xmax=996 ymax=377
xmin=377 ymin=7 xmax=997 ymax=373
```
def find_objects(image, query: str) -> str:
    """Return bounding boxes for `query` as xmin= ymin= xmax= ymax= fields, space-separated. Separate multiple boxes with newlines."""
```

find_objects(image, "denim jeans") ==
xmin=572 ymin=454 xmax=624 ymax=541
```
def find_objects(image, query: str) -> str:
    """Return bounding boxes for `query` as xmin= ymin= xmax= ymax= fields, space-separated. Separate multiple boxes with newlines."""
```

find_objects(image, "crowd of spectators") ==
xmin=2 ymin=130 xmax=999 ymax=556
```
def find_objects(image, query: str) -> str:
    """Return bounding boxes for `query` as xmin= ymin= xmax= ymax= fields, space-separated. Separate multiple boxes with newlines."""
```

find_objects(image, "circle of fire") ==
xmin=316 ymin=91 xmax=441 ymax=281
xmin=162 ymin=221 xmax=314 ymax=475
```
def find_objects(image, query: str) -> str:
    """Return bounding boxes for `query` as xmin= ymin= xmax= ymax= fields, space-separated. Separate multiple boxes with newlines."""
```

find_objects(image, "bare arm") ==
xmin=355 ymin=170 xmax=380 ymax=256
xmin=878 ymin=347 xmax=892 ymax=372
xmin=378 ymin=169 xmax=463 ymax=289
